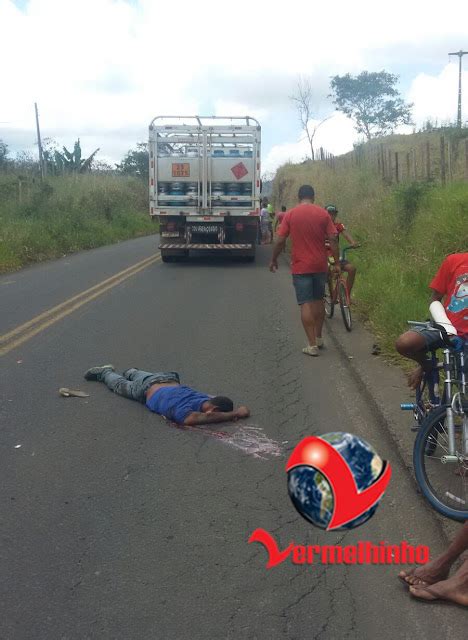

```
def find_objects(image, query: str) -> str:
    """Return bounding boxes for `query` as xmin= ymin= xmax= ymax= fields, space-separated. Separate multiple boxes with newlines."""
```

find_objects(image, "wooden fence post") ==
xmin=406 ymin=152 xmax=410 ymax=181
xmin=447 ymin=139 xmax=452 ymax=182
xmin=425 ymin=141 xmax=431 ymax=181
xmin=395 ymin=152 xmax=399 ymax=183
xmin=412 ymin=149 xmax=417 ymax=180
xmin=465 ymin=139 xmax=468 ymax=181
xmin=440 ymin=135 xmax=446 ymax=186
xmin=380 ymin=144 xmax=385 ymax=178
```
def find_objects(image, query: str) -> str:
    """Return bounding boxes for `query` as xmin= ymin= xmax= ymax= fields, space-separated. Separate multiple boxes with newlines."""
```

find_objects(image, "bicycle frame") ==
xmin=401 ymin=321 xmax=468 ymax=460
xmin=326 ymin=245 xmax=356 ymax=303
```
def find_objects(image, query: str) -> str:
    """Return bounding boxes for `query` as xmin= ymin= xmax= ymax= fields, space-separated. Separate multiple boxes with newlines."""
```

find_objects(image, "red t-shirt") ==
xmin=325 ymin=221 xmax=345 ymax=255
xmin=278 ymin=203 xmax=337 ymax=274
xmin=430 ymin=253 xmax=468 ymax=336
xmin=276 ymin=212 xmax=286 ymax=225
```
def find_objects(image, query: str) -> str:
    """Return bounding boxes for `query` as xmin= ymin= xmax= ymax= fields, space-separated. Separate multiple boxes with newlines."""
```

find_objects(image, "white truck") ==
xmin=148 ymin=116 xmax=261 ymax=262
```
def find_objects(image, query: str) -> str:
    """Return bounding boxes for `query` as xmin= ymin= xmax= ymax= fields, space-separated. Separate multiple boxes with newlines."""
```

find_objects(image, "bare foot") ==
xmin=398 ymin=557 xmax=451 ymax=587
xmin=407 ymin=366 xmax=423 ymax=390
xmin=409 ymin=562 xmax=468 ymax=606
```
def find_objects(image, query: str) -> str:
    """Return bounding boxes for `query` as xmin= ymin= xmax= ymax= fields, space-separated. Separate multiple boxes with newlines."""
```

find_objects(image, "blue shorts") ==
xmin=292 ymin=273 xmax=327 ymax=305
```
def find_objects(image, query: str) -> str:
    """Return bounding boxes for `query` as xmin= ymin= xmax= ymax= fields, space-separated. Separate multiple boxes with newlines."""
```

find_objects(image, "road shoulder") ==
xmin=325 ymin=312 xmax=459 ymax=541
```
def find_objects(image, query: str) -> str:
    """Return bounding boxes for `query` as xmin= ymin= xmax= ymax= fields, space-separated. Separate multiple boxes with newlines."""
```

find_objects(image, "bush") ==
xmin=0 ymin=174 xmax=155 ymax=272
xmin=271 ymin=160 xmax=468 ymax=358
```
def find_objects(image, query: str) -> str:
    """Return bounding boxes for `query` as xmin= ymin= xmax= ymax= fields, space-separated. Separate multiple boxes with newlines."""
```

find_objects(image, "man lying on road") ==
xmin=84 ymin=365 xmax=250 ymax=425
xmin=399 ymin=521 xmax=468 ymax=606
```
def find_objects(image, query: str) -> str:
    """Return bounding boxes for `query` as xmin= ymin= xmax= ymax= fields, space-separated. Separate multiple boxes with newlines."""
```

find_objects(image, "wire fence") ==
xmin=314 ymin=133 xmax=468 ymax=185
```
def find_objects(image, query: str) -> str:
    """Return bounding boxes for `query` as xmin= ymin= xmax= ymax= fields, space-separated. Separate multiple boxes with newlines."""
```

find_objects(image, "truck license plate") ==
xmin=191 ymin=225 xmax=219 ymax=234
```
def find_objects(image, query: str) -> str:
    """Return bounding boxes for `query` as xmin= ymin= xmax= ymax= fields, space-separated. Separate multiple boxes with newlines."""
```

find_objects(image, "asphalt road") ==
xmin=1 ymin=236 xmax=466 ymax=639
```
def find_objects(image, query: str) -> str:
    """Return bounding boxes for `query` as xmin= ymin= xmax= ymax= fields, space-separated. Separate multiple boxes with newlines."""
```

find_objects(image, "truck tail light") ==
xmin=235 ymin=223 xmax=243 ymax=231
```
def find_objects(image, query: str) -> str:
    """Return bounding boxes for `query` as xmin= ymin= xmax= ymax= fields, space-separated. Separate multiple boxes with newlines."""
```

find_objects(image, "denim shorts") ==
xmin=411 ymin=326 xmax=445 ymax=351
xmin=292 ymin=273 xmax=327 ymax=305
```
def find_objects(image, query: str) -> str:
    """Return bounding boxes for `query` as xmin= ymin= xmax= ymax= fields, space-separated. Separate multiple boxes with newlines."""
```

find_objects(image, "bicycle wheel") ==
xmin=338 ymin=281 xmax=352 ymax=331
xmin=413 ymin=406 xmax=468 ymax=521
xmin=324 ymin=276 xmax=335 ymax=318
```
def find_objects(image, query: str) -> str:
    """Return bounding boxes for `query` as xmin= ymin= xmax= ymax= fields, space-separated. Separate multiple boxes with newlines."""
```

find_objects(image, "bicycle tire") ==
xmin=338 ymin=281 xmax=352 ymax=331
xmin=413 ymin=405 xmax=468 ymax=521
xmin=324 ymin=277 xmax=335 ymax=318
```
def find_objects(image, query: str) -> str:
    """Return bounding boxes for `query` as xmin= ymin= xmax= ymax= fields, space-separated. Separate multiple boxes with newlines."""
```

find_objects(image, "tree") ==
xmin=329 ymin=71 xmax=413 ymax=140
xmin=43 ymin=138 xmax=99 ymax=174
xmin=116 ymin=142 xmax=150 ymax=179
xmin=0 ymin=140 xmax=9 ymax=170
xmin=290 ymin=78 xmax=332 ymax=161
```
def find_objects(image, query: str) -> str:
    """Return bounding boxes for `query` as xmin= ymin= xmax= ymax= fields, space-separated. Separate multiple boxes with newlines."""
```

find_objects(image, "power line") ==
xmin=448 ymin=50 xmax=468 ymax=128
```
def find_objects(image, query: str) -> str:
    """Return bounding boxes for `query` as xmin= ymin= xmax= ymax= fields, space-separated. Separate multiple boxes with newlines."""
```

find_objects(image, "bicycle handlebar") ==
xmin=341 ymin=245 xmax=360 ymax=260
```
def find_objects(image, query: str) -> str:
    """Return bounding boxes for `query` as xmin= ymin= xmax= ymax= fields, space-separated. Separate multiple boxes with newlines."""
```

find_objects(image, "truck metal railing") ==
xmin=149 ymin=115 xmax=261 ymax=129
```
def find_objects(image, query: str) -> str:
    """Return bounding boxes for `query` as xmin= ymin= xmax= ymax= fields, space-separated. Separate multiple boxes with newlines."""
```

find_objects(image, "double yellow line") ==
xmin=0 ymin=254 xmax=161 ymax=357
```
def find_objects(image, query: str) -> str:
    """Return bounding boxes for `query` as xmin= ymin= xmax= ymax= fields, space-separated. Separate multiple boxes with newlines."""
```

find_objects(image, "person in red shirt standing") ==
xmin=396 ymin=252 xmax=468 ymax=388
xmin=274 ymin=206 xmax=287 ymax=233
xmin=270 ymin=185 xmax=339 ymax=356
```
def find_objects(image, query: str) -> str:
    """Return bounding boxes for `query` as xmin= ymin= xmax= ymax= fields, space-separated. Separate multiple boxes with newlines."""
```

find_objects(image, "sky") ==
xmin=1 ymin=0 xmax=468 ymax=175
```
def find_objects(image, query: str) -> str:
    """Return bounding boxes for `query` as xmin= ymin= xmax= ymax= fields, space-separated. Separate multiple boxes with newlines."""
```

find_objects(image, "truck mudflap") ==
xmin=159 ymin=243 xmax=253 ymax=249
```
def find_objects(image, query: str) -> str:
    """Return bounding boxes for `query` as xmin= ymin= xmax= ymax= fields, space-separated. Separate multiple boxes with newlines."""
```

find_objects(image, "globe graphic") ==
xmin=287 ymin=432 xmax=384 ymax=530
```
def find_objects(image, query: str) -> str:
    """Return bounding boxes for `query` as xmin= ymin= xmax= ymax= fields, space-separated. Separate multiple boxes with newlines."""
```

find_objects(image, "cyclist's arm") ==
xmin=342 ymin=230 xmax=357 ymax=246
xmin=327 ymin=235 xmax=340 ymax=266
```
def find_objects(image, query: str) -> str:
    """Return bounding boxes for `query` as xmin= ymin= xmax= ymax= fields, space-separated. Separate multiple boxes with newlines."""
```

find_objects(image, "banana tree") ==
xmin=53 ymin=139 xmax=100 ymax=173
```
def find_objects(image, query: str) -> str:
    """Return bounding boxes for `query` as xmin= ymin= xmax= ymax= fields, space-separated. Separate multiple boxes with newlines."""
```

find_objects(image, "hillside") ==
xmin=271 ymin=129 xmax=468 ymax=357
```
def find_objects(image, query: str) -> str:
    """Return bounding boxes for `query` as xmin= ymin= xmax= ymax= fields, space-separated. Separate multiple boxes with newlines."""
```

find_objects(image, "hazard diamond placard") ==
xmin=231 ymin=162 xmax=249 ymax=180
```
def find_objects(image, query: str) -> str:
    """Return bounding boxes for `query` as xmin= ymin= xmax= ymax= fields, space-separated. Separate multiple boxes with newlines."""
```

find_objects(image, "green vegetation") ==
xmin=330 ymin=71 xmax=413 ymax=139
xmin=272 ymin=142 xmax=468 ymax=359
xmin=43 ymin=139 xmax=100 ymax=175
xmin=0 ymin=174 xmax=155 ymax=272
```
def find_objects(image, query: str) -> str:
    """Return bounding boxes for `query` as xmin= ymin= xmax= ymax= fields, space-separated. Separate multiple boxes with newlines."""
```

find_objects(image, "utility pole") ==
xmin=34 ymin=102 xmax=46 ymax=179
xmin=448 ymin=50 xmax=468 ymax=128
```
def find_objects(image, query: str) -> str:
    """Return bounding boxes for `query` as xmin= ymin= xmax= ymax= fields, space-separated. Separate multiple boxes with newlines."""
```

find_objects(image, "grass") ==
xmin=0 ymin=174 xmax=156 ymax=272
xmin=272 ymin=154 xmax=468 ymax=360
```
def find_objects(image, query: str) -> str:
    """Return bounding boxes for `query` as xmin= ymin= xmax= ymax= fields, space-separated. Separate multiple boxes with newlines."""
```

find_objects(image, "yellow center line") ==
xmin=0 ymin=254 xmax=161 ymax=356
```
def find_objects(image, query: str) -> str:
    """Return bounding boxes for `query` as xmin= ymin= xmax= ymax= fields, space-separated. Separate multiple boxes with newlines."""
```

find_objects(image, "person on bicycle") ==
xmin=396 ymin=252 xmax=468 ymax=389
xmin=325 ymin=205 xmax=359 ymax=297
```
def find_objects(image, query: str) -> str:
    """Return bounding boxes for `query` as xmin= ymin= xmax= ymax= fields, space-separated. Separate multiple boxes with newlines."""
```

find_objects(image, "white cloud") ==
xmin=409 ymin=63 xmax=468 ymax=126
xmin=1 ymin=0 xmax=468 ymax=168
xmin=263 ymin=113 xmax=358 ymax=173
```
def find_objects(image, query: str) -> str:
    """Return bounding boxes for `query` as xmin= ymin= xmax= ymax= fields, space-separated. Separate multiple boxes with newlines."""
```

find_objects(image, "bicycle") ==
xmin=324 ymin=246 xmax=358 ymax=332
xmin=400 ymin=321 xmax=468 ymax=521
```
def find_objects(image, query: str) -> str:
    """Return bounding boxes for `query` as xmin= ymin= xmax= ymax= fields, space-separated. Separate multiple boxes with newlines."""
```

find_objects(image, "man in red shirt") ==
xmin=396 ymin=252 xmax=468 ymax=388
xmin=274 ymin=206 xmax=287 ymax=232
xmin=270 ymin=185 xmax=339 ymax=356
